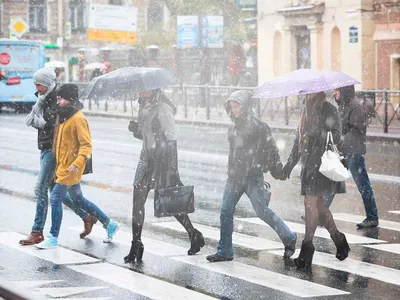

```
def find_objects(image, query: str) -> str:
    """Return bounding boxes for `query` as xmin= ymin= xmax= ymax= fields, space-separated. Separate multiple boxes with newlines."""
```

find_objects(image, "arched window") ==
xmin=273 ymin=31 xmax=282 ymax=76
xmin=331 ymin=27 xmax=341 ymax=71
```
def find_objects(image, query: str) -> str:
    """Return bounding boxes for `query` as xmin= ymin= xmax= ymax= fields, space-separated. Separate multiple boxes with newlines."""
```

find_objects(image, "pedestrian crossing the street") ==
xmin=1 ymin=213 xmax=400 ymax=299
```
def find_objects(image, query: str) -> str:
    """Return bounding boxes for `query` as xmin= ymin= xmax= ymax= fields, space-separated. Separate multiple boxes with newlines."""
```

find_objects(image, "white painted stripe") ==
xmin=237 ymin=217 xmax=387 ymax=244
xmin=365 ymin=244 xmax=400 ymax=255
xmin=269 ymin=249 xmax=400 ymax=286
xmin=389 ymin=211 xmax=400 ymax=215
xmin=37 ymin=286 xmax=107 ymax=298
xmin=0 ymin=232 xmax=99 ymax=265
xmin=333 ymin=213 xmax=400 ymax=232
xmin=172 ymin=255 xmax=349 ymax=298
xmin=69 ymin=226 xmax=189 ymax=256
xmin=11 ymin=281 xmax=63 ymax=289
xmin=151 ymin=222 xmax=284 ymax=251
xmin=69 ymin=263 xmax=216 ymax=300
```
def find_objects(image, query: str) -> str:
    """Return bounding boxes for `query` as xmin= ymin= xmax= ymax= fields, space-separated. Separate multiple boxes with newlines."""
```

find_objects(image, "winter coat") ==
xmin=131 ymin=92 xmax=181 ymax=190
xmin=35 ymin=85 xmax=59 ymax=150
xmin=224 ymin=90 xmax=283 ymax=180
xmin=286 ymin=94 xmax=346 ymax=196
xmin=336 ymin=85 xmax=367 ymax=154
xmin=53 ymin=109 xmax=92 ymax=186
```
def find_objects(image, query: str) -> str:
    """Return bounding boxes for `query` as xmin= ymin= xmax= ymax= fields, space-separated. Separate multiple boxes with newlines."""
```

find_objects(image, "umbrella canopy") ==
xmin=84 ymin=62 xmax=106 ymax=70
xmin=253 ymin=69 xmax=360 ymax=99
xmin=81 ymin=67 xmax=180 ymax=100
xmin=44 ymin=60 xmax=65 ymax=69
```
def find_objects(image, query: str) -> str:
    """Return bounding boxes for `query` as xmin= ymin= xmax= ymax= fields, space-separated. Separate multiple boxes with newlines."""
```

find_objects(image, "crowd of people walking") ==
xmin=19 ymin=66 xmax=378 ymax=270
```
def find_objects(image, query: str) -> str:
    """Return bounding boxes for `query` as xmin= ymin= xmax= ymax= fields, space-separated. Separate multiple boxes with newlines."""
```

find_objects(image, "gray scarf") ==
xmin=25 ymin=82 xmax=56 ymax=129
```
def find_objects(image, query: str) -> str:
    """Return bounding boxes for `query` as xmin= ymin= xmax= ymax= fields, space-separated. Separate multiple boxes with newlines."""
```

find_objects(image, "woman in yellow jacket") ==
xmin=35 ymin=83 xmax=119 ymax=249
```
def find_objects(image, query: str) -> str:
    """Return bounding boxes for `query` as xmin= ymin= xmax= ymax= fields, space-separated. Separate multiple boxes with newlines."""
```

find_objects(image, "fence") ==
xmin=75 ymin=83 xmax=400 ymax=133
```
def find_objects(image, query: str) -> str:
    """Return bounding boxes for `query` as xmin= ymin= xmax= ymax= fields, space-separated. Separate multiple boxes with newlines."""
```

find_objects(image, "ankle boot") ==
xmin=124 ymin=240 xmax=144 ymax=263
xmin=294 ymin=240 xmax=315 ymax=269
xmin=80 ymin=215 xmax=98 ymax=238
xmin=19 ymin=232 xmax=44 ymax=246
xmin=188 ymin=229 xmax=205 ymax=255
xmin=331 ymin=231 xmax=350 ymax=261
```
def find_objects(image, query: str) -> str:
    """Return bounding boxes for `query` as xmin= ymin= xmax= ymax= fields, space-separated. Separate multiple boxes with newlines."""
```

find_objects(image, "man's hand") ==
xmin=68 ymin=165 xmax=79 ymax=173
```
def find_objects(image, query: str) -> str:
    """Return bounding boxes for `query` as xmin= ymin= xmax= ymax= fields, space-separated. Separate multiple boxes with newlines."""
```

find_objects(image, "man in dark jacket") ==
xmin=206 ymin=90 xmax=297 ymax=262
xmin=19 ymin=68 xmax=97 ymax=246
xmin=324 ymin=85 xmax=379 ymax=228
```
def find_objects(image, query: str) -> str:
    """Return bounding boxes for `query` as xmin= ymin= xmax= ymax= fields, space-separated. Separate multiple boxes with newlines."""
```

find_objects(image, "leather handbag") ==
xmin=319 ymin=131 xmax=350 ymax=182
xmin=154 ymin=185 xmax=195 ymax=218
xmin=83 ymin=156 xmax=93 ymax=175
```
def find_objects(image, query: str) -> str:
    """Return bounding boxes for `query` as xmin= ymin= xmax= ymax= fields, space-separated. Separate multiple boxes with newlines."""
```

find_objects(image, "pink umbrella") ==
xmin=253 ymin=69 xmax=360 ymax=99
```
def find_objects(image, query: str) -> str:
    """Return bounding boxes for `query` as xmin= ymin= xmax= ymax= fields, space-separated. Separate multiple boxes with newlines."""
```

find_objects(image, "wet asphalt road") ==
xmin=1 ymin=113 xmax=400 ymax=300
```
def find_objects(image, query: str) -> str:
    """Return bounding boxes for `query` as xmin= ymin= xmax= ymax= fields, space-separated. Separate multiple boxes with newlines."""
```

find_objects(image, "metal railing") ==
xmin=75 ymin=83 xmax=400 ymax=133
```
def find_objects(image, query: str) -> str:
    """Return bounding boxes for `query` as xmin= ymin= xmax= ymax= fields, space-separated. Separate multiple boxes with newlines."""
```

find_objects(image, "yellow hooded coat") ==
xmin=54 ymin=110 xmax=92 ymax=185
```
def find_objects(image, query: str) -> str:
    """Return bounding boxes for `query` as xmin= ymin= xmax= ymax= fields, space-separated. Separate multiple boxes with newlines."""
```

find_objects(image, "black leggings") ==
xmin=131 ymin=180 xmax=196 ymax=241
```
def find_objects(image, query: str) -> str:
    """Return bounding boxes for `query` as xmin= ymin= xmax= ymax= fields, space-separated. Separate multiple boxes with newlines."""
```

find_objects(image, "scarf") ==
xmin=52 ymin=105 xmax=79 ymax=155
xmin=25 ymin=82 xmax=56 ymax=128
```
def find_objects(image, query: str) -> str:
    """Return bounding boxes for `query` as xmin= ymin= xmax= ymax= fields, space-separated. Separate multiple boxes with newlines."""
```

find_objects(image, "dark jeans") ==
xmin=32 ymin=150 xmax=88 ymax=233
xmin=50 ymin=183 xmax=110 ymax=237
xmin=217 ymin=175 xmax=296 ymax=257
xmin=324 ymin=154 xmax=378 ymax=220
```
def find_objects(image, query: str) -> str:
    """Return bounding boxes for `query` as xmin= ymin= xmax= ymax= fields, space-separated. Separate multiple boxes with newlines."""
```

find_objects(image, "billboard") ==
xmin=177 ymin=16 xmax=199 ymax=49
xmin=88 ymin=4 xmax=138 ymax=44
xmin=200 ymin=16 xmax=224 ymax=49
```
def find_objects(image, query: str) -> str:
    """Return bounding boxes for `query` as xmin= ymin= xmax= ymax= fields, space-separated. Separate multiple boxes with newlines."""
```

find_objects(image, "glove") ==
xmin=281 ymin=163 xmax=293 ymax=180
xmin=128 ymin=120 xmax=139 ymax=133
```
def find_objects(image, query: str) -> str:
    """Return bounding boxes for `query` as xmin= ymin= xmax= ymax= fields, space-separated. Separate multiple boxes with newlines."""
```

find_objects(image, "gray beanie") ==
xmin=33 ymin=67 xmax=56 ymax=87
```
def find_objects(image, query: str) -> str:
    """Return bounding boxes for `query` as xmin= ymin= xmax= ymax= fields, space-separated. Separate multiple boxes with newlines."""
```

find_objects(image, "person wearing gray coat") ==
xmin=124 ymin=89 xmax=204 ymax=263
xmin=283 ymin=91 xmax=349 ymax=269
xmin=324 ymin=85 xmax=379 ymax=228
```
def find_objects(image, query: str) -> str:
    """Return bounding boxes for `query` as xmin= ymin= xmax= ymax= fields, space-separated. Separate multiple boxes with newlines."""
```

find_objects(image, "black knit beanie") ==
xmin=57 ymin=83 xmax=79 ymax=103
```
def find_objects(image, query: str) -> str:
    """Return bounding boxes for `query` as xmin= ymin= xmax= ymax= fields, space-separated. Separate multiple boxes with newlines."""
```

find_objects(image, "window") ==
xmin=70 ymin=0 xmax=86 ymax=32
xmin=29 ymin=0 xmax=47 ymax=32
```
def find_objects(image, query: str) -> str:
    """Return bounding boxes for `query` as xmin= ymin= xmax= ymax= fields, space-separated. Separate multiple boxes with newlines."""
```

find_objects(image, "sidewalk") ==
xmin=82 ymin=105 xmax=400 ymax=142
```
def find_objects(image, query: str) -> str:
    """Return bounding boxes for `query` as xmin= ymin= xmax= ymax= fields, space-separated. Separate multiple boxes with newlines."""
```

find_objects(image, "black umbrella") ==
xmin=81 ymin=67 xmax=180 ymax=100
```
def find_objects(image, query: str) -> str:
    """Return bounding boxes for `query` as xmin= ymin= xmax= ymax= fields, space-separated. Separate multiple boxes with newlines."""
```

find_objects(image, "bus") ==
xmin=0 ymin=39 xmax=46 ymax=112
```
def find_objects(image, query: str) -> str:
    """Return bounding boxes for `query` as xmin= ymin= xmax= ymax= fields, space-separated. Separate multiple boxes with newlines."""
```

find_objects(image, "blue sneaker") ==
xmin=104 ymin=220 xmax=119 ymax=243
xmin=35 ymin=236 xmax=58 ymax=249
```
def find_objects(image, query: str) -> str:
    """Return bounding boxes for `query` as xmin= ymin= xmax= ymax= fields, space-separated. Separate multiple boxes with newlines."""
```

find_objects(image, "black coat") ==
xmin=286 ymin=97 xmax=346 ymax=196
xmin=36 ymin=86 xmax=59 ymax=150
xmin=131 ymin=93 xmax=181 ymax=190
xmin=337 ymin=85 xmax=367 ymax=154
xmin=224 ymin=91 xmax=283 ymax=180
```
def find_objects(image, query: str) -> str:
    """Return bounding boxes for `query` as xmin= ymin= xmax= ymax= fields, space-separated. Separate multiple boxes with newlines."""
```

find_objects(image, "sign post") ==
xmin=9 ymin=17 xmax=29 ymax=39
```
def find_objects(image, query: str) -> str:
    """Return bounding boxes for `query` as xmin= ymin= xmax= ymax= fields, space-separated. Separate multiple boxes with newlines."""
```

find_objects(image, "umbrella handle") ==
xmin=130 ymin=99 xmax=134 ymax=118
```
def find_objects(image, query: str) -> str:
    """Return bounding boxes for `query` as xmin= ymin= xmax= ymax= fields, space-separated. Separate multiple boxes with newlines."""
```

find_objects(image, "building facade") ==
xmin=257 ymin=0 xmax=376 ymax=90
xmin=0 ymin=0 xmax=169 ymax=81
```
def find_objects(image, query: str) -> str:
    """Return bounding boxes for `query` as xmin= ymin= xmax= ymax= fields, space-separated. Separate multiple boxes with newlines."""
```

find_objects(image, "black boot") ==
xmin=188 ymin=229 xmax=205 ymax=255
xmin=124 ymin=240 xmax=144 ymax=263
xmin=294 ymin=241 xmax=315 ymax=269
xmin=331 ymin=231 xmax=350 ymax=261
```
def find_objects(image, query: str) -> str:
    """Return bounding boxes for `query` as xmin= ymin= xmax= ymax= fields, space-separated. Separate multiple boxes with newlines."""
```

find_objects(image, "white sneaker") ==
xmin=35 ymin=237 xmax=59 ymax=249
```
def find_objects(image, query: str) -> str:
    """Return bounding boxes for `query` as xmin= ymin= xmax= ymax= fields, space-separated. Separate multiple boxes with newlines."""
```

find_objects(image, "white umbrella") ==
xmin=84 ymin=62 xmax=106 ymax=70
xmin=45 ymin=61 xmax=65 ymax=68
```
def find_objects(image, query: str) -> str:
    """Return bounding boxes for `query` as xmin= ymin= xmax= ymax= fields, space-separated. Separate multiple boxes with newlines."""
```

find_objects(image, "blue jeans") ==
xmin=32 ymin=150 xmax=88 ymax=233
xmin=324 ymin=154 xmax=378 ymax=220
xmin=217 ymin=176 xmax=296 ymax=256
xmin=50 ymin=183 xmax=110 ymax=237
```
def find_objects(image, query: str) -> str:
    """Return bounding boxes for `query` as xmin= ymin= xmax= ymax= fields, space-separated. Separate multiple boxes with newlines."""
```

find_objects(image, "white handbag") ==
xmin=319 ymin=131 xmax=350 ymax=182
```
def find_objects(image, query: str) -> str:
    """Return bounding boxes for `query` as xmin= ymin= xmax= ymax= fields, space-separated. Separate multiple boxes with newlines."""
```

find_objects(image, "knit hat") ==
xmin=33 ymin=67 xmax=56 ymax=87
xmin=57 ymin=83 xmax=79 ymax=103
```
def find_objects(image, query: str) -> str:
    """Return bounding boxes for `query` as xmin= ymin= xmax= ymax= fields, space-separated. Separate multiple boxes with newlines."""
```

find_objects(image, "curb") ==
xmin=84 ymin=111 xmax=400 ymax=143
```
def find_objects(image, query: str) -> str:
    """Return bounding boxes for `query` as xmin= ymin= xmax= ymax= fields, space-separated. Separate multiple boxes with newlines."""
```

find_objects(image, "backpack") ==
xmin=356 ymin=91 xmax=376 ymax=126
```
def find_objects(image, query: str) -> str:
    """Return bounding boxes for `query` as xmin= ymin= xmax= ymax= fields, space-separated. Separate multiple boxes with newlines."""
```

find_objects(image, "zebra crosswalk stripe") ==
xmin=333 ymin=213 xmax=400 ymax=232
xmin=237 ymin=217 xmax=387 ymax=244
